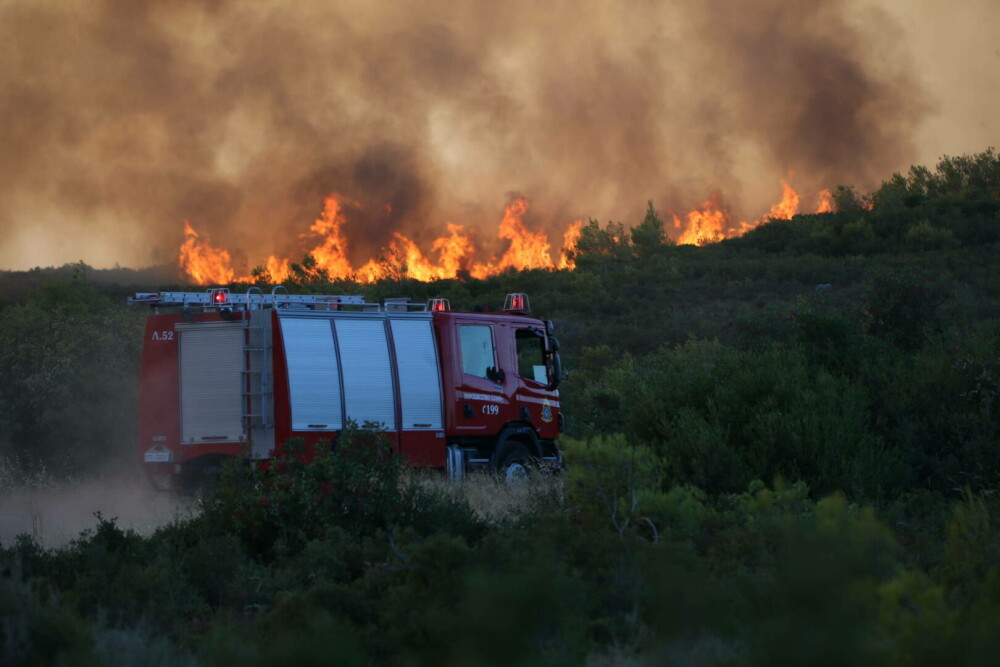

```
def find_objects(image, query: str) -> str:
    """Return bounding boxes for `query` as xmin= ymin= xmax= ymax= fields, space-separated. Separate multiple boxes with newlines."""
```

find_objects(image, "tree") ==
xmin=832 ymin=185 xmax=865 ymax=213
xmin=569 ymin=219 xmax=631 ymax=262
xmin=285 ymin=253 xmax=332 ymax=288
xmin=630 ymin=200 xmax=671 ymax=257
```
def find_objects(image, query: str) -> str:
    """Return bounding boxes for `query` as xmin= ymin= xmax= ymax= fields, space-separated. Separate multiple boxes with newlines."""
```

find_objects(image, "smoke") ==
xmin=0 ymin=0 xmax=965 ymax=271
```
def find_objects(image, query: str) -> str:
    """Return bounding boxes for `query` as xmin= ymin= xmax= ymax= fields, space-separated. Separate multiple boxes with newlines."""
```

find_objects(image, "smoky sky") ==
xmin=0 ymin=0 xmax=949 ymax=271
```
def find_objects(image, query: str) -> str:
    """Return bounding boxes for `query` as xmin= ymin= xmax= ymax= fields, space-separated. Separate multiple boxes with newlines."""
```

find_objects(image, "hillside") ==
xmin=1 ymin=150 xmax=999 ymax=664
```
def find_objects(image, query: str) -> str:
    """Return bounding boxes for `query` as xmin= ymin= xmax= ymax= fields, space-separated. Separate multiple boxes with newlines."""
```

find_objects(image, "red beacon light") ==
xmin=503 ymin=293 xmax=530 ymax=314
xmin=426 ymin=298 xmax=451 ymax=312
xmin=210 ymin=288 xmax=229 ymax=304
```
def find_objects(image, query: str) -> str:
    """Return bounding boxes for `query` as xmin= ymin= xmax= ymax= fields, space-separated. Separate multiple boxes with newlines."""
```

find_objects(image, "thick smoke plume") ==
xmin=0 ymin=0 xmax=929 ymax=272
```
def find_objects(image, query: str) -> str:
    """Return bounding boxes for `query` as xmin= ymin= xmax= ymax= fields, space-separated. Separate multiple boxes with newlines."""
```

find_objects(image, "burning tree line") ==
xmin=180 ymin=180 xmax=833 ymax=285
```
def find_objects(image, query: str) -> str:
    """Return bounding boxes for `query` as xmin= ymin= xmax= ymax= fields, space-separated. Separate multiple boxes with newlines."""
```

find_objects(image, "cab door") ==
xmin=512 ymin=325 xmax=560 ymax=439
xmin=452 ymin=321 xmax=512 ymax=435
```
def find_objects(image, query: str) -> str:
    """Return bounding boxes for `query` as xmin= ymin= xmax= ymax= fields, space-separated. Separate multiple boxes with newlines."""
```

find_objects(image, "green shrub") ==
xmin=742 ymin=494 xmax=898 ymax=664
xmin=606 ymin=340 xmax=901 ymax=499
xmin=0 ymin=278 xmax=144 ymax=475
xmin=938 ymin=491 xmax=1000 ymax=606
xmin=792 ymin=289 xmax=864 ymax=373
xmin=904 ymin=219 xmax=959 ymax=250
xmin=0 ymin=571 xmax=95 ymax=665
xmin=841 ymin=217 xmax=878 ymax=254
xmin=200 ymin=424 xmax=485 ymax=561
xmin=859 ymin=325 xmax=1000 ymax=491
xmin=863 ymin=269 xmax=946 ymax=351
xmin=562 ymin=434 xmax=662 ymax=538
xmin=634 ymin=484 xmax=714 ymax=545
xmin=877 ymin=570 xmax=956 ymax=665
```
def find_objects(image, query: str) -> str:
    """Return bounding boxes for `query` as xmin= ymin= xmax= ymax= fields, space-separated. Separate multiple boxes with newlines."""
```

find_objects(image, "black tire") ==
xmin=495 ymin=441 xmax=532 ymax=484
xmin=178 ymin=455 xmax=228 ymax=497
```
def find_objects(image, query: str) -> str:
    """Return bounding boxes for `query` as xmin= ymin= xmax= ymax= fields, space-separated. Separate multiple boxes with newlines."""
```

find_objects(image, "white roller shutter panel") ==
xmin=281 ymin=317 xmax=343 ymax=431
xmin=390 ymin=318 xmax=443 ymax=429
xmin=335 ymin=319 xmax=397 ymax=429
xmin=179 ymin=325 xmax=244 ymax=443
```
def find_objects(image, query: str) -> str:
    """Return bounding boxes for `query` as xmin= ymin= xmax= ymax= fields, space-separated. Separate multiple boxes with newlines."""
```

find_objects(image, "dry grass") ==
xmin=405 ymin=469 xmax=563 ymax=525
xmin=0 ymin=455 xmax=561 ymax=547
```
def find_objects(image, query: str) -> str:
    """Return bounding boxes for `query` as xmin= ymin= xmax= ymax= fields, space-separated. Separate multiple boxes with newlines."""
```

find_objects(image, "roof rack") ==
xmin=127 ymin=287 xmax=429 ymax=312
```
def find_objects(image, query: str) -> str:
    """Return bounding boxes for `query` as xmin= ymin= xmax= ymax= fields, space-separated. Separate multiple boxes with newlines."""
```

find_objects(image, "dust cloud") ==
xmin=0 ymin=465 xmax=195 ymax=549
xmin=0 ymin=0 xmax=995 ymax=271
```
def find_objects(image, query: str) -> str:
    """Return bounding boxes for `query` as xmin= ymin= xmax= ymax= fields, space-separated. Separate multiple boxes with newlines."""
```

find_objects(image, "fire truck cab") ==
xmin=130 ymin=289 xmax=563 ymax=490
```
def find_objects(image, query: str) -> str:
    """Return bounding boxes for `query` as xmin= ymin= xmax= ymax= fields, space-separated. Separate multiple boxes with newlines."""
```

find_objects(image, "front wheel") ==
xmin=495 ymin=441 xmax=532 ymax=484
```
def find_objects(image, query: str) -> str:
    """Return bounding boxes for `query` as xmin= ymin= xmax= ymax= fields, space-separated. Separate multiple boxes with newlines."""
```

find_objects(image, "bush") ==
xmin=0 ymin=277 xmax=144 ymax=476
xmin=599 ymin=340 xmax=901 ymax=499
xmin=863 ymin=269 xmax=946 ymax=351
xmin=792 ymin=289 xmax=864 ymax=373
xmin=904 ymin=219 xmax=959 ymax=251
xmin=562 ymin=435 xmax=662 ymax=538
xmin=200 ymin=424 xmax=484 ymax=560
xmin=0 ymin=570 xmax=94 ymax=665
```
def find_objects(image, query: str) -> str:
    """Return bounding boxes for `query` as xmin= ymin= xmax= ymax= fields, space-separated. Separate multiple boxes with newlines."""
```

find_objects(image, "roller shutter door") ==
xmin=280 ymin=317 xmax=343 ymax=431
xmin=179 ymin=325 xmax=245 ymax=443
xmin=390 ymin=318 xmax=443 ymax=429
xmin=335 ymin=319 xmax=397 ymax=429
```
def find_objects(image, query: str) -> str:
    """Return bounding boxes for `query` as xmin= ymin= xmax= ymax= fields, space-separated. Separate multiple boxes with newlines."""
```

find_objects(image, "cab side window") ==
xmin=515 ymin=328 xmax=546 ymax=384
xmin=460 ymin=325 xmax=496 ymax=379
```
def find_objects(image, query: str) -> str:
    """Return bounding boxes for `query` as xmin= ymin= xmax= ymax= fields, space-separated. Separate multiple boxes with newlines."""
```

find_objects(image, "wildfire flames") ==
xmin=179 ymin=221 xmax=235 ymax=285
xmin=179 ymin=181 xmax=833 ymax=285
xmin=670 ymin=179 xmax=831 ymax=246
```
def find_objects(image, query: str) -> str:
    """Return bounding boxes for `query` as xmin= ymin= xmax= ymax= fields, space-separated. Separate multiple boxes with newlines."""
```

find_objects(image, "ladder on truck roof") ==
xmin=128 ymin=287 xmax=430 ymax=312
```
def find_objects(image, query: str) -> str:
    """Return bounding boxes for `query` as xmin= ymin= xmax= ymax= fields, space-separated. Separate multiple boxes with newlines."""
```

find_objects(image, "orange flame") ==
xmin=767 ymin=179 xmax=800 ymax=220
xmin=465 ymin=197 xmax=555 ymax=278
xmin=177 ymin=179 xmax=838 ymax=285
xmin=432 ymin=223 xmax=476 ymax=277
xmin=264 ymin=255 xmax=291 ymax=283
xmin=669 ymin=179 xmax=831 ymax=245
xmin=672 ymin=193 xmax=732 ymax=246
xmin=388 ymin=225 xmax=475 ymax=282
xmin=349 ymin=222 xmax=478 ymax=282
xmin=178 ymin=220 xmax=235 ymax=285
xmin=816 ymin=189 xmax=833 ymax=213
xmin=558 ymin=220 xmax=583 ymax=269
xmin=496 ymin=197 xmax=553 ymax=271
xmin=306 ymin=195 xmax=354 ymax=278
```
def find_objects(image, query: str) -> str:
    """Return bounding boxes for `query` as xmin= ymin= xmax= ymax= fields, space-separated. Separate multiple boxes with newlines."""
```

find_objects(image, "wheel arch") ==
xmin=491 ymin=422 xmax=541 ymax=465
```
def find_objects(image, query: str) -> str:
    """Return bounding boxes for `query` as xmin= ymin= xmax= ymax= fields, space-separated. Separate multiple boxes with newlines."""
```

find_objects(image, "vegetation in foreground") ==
xmin=1 ymin=149 xmax=999 ymax=664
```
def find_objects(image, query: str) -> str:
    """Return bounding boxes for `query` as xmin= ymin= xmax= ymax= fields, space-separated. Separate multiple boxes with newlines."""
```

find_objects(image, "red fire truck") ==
xmin=129 ymin=289 xmax=563 ymax=491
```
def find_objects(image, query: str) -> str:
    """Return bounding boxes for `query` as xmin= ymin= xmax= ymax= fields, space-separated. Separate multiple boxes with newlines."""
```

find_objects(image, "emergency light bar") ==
xmin=426 ymin=298 xmax=450 ymax=312
xmin=503 ymin=293 xmax=530 ymax=314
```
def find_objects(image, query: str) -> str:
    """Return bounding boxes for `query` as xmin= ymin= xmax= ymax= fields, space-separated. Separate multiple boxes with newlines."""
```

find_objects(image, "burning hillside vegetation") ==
xmin=179 ymin=182 xmax=834 ymax=285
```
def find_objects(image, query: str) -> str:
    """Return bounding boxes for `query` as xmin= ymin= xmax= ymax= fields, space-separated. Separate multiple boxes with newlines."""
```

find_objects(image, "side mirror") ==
xmin=546 ymin=351 xmax=562 ymax=391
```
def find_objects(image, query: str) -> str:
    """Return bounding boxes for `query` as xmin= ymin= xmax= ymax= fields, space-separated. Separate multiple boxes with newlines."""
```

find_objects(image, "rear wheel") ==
xmin=495 ymin=441 xmax=532 ymax=484
xmin=178 ymin=454 xmax=229 ymax=497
